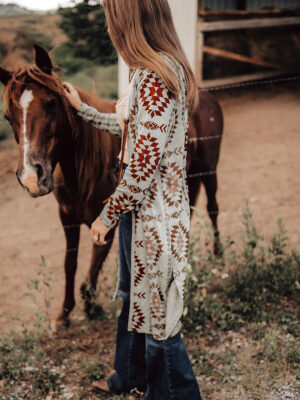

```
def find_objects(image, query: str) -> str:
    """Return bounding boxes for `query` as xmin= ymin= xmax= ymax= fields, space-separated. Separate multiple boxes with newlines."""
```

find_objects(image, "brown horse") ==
xmin=0 ymin=45 xmax=223 ymax=330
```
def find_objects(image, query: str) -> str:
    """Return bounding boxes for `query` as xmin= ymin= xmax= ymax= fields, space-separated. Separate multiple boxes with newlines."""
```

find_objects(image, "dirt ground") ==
xmin=0 ymin=80 xmax=299 ymax=337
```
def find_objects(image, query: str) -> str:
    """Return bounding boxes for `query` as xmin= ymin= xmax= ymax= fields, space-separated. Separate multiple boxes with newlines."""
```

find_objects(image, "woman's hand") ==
xmin=90 ymin=216 xmax=111 ymax=246
xmin=63 ymin=81 xmax=83 ymax=110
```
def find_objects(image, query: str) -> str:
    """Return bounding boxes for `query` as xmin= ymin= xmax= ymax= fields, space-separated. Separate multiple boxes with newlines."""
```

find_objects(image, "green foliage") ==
xmin=0 ymin=101 xmax=12 ymax=141
xmin=81 ymin=360 xmax=104 ymax=382
xmin=0 ymin=256 xmax=62 ymax=397
xmin=54 ymin=42 xmax=96 ymax=75
xmin=0 ymin=120 xmax=12 ymax=141
xmin=21 ymin=28 xmax=52 ymax=52
xmin=286 ymin=349 xmax=300 ymax=365
xmin=184 ymin=206 xmax=300 ymax=333
xmin=0 ymin=331 xmax=62 ymax=397
xmin=60 ymin=64 xmax=118 ymax=100
xmin=57 ymin=0 xmax=117 ymax=73
xmin=23 ymin=255 xmax=56 ymax=334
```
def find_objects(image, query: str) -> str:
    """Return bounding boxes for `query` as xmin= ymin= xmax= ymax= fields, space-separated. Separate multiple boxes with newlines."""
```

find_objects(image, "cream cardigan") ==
xmin=78 ymin=55 xmax=190 ymax=340
xmin=116 ymin=93 xmax=129 ymax=163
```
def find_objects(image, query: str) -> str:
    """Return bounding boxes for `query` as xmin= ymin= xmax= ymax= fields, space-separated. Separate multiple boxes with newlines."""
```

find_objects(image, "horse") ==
xmin=0 ymin=45 xmax=223 ymax=330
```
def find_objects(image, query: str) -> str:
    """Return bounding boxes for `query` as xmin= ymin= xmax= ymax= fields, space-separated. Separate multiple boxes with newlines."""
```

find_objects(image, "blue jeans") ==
xmin=108 ymin=159 xmax=202 ymax=400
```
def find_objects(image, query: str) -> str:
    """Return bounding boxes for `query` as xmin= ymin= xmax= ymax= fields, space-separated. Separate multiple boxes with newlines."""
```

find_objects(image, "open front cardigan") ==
xmin=77 ymin=55 xmax=190 ymax=340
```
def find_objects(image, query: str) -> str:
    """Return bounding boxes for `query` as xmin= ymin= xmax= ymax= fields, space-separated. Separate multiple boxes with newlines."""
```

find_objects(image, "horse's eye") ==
xmin=45 ymin=98 xmax=56 ymax=110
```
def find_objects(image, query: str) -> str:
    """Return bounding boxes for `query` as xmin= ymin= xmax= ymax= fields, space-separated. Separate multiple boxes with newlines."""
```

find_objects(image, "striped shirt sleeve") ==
xmin=77 ymin=102 xmax=122 ymax=137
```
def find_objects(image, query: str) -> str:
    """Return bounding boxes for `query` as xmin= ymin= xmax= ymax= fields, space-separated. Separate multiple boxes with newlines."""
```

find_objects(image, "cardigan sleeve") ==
xmin=77 ymin=102 xmax=122 ymax=137
xmin=99 ymin=69 xmax=175 ymax=229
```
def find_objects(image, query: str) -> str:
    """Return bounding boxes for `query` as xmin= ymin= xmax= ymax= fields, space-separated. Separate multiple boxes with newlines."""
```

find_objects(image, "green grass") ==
xmin=183 ymin=207 xmax=300 ymax=334
xmin=60 ymin=64 xmax=118 ymax=100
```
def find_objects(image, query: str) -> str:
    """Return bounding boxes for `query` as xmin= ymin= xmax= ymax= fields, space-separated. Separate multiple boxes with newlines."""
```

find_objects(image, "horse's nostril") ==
xmin=34 ymin=163 xmax=43 ymax=180
xmin=41 ymin=177 xmax=48 ymax=187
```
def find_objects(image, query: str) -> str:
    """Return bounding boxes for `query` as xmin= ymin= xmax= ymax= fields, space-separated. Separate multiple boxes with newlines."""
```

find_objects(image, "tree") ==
xmin=58 ymin=0 xmax=117 ymax=66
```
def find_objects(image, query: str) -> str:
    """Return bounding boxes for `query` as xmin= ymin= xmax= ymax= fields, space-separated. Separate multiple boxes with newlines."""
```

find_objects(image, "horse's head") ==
xmin=0 ymin=45 xmax=73 ymax=197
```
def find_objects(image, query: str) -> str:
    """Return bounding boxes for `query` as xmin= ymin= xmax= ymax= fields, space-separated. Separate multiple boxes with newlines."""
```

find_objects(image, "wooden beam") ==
xmin=199 ymin=71 xmax=289 ymax=89
xmin=196 ymin=30 xmax=204 ymax=85
xmin=199 ymin=9 xmax=283 ymax=16
xmin=203 ymin=46 xmax=281 ymax=70
xmin=199 ymin=16 xmax=300 ymax=32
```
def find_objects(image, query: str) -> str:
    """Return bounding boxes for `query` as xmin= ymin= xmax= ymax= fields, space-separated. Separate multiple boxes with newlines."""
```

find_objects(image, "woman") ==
xmin=63 ymin=0 xmax=201 ymax=399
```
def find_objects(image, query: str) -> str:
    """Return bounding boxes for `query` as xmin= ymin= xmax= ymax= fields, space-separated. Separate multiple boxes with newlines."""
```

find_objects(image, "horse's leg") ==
xmin=53 ymin=206 xmax=80 ymax=332
xmin=80 ymin=226 xmax=116 ymax=318
xmin=202 ymin=173 xmax=222 ymax=256
xmin=187 ymin=174 xmax=202 ymax=218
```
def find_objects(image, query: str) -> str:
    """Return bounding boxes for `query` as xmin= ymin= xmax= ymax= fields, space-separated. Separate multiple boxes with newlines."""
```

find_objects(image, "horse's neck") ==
xmin=58 ymin=89 xmax=116 ymax=201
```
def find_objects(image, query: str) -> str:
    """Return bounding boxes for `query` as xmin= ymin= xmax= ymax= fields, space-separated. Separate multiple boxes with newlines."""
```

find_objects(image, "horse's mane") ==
xmin=3 ymin=65 xmax=116 ymax=205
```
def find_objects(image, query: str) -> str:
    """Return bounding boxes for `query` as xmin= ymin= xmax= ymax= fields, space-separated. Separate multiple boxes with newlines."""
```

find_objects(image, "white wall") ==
xmin=118 ymin=0 xmax=198 ymax=96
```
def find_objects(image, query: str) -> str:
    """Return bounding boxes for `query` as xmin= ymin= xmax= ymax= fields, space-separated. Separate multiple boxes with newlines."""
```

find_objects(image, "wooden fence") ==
xmin=197 ymin=10 xmax=300 ymax=88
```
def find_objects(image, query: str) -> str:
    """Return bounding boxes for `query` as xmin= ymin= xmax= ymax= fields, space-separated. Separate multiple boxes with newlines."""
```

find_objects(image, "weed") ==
xmin=23 ymin=255 xmax=56 ymax=334
xmin=286 ymin=349 xmax=300 ymax=365
xmin=81 ymin=360 xmax=104 ymax=382
xmin=184 ymin=206 xmax=300 ymax=333
xmin=0 ymin=256 xmax=62 ymax=398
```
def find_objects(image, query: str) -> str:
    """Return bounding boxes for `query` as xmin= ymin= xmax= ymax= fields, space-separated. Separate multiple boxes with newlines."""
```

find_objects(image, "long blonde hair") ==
xmin=103 ymin=0 xmax=198 ymax=113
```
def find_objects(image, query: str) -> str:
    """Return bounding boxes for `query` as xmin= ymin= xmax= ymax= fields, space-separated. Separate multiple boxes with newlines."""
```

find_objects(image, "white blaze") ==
xmin=20 ymin=89 xmax=34 ymax=177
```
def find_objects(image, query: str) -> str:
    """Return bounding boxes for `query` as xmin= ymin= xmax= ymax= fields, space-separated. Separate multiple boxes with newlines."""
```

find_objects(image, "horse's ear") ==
xmin=0 ymin=67 xmax=13 ymax=86
xmin=34 ymin=44 xmax=53 ymax=74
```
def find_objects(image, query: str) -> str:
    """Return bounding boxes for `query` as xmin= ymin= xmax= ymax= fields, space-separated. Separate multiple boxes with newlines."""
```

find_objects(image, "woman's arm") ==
xmin=77 ymin=102 xmax=122 ymax=137
xmin=63 ymin=81 xmax=122 ymax=137
xmin=99 ymin=69 xmax=175 ymax=228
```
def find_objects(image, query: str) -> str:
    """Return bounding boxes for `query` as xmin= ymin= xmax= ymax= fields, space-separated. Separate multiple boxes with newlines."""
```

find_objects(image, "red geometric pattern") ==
xmin=135 ymin=291 xmax=146 ymax=299
xmin=119 ymin=179 xmax=148 ymax=194
xmin=150 ymin=288 xmax=166 ymax=323
xmin=143 ymin=182 xmax=158 ymax=209
xmin=166 ymin=110 xmax=178 ymax=146
xmin=171 ymin=221 xmax=189 ymax=263
xmin=134 ymin=254 xmax=146 ymax=287
xmin=161 ymin=161 xmax=182 ymax=207
xmin=140 ymin=121 xmax=167 ymax=133
xmin=105 ymin=192 xmax=138 ymax=222
xmin=132 ymin=302 xmax=145 ymax=331
xmin=130 ymin=133 xmax=161 ymax=183
xmin=144 ymin=225 xmax=163 ymax=269
xmin=129 ymin=104 xmax=138 ymax=141
xmin=140 ymin=73 xmax=171 ymax=118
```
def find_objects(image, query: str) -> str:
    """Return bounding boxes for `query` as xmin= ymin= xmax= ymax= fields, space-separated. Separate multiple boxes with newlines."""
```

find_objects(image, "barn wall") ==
xmin=118 ymin=0 xmax=198 ymax=96
xmin=204 ymin=0 xmax=300 ymax=10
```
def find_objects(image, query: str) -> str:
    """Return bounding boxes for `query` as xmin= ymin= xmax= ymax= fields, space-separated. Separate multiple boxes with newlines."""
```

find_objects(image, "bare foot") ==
xmin=92 ymin=379 xmax=111 ymax=393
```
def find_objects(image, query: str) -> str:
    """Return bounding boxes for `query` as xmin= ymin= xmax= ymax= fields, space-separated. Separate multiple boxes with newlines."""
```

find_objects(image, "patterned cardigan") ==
xmin=77 ymin=55 xmax=190 ymax=340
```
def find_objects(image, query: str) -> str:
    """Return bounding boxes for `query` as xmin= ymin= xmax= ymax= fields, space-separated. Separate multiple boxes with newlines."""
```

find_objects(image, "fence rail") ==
xmin=0 ymin=198 xmax=299 ymax=268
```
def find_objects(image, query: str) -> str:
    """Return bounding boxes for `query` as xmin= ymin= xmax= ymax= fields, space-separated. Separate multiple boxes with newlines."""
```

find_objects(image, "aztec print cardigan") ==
xmin=78 ymin=55 xmax=190 ymax=340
